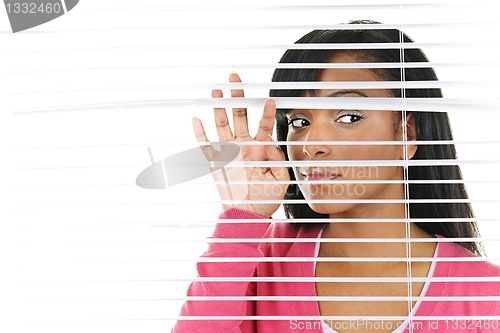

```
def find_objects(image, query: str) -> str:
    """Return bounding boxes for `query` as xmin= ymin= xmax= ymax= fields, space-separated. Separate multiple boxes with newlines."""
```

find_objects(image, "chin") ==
xmin=300 ymin=184 xmax=358 ymax=215
xmin=307 ymin=202 xmax=354 ymax=216
xmin=307 ymin=203 xmax=332 ymax=215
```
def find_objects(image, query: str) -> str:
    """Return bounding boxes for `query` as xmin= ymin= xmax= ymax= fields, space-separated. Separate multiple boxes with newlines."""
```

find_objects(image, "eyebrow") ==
xmin=328 ymin=90 xmax=369 ymax=98
xmin=287 ymin=89 xmax=370 ymax=115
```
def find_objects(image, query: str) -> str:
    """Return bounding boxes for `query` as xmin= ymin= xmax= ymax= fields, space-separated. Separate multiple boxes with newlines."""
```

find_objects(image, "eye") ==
xmin=336 ymin=112 xmax=365 ymax=124
xmin=287 ymin=117 xmax=310 ymax=128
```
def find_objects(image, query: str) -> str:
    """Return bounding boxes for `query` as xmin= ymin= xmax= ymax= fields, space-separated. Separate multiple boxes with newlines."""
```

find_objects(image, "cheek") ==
xmin=286 ymin=146 xmax=301 ymax=179
xmin=286 ymin=132 xmax=302 ymax=160
xmin=287 ymin=146 xmax=300 ymax=160
xmin=351 ymin=144 xmax=401 ymax=160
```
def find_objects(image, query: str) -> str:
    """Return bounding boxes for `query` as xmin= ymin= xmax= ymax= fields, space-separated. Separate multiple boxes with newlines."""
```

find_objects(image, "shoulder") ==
xmin=259 ymin=222 xmax=325 ymax=257
xmin=439 ymin=239 xmax=500 ymax=277
xmin=263 ymin=222 xmax=323 ymax=238
xmin=437 ymin=238 xmax=500 ymax=306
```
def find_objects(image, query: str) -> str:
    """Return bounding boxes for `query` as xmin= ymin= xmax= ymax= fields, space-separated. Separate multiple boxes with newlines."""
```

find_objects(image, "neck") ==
xmin=321 ymin=220 xmax=434 ymax=259
xmin=322 ymin=203 xmax=436 ymax=265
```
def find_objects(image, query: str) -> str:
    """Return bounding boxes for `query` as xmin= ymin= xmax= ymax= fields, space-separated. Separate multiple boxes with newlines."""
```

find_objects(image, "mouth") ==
xmin=300 ymin=167 xmax=341 ymax=181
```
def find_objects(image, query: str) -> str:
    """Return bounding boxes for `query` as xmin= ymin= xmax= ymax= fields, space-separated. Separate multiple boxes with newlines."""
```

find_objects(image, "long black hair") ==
xmin=270 ymin=20 xmax=484 ymax=256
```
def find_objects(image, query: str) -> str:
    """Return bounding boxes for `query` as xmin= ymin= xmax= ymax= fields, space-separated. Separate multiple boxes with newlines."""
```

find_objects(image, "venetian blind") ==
xmin=2 ymin=0 xmax=500 ymax=332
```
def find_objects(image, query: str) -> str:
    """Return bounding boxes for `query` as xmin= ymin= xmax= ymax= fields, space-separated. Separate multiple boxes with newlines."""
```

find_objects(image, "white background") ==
xmin=1 ymin=1 xmax=499 ymax=332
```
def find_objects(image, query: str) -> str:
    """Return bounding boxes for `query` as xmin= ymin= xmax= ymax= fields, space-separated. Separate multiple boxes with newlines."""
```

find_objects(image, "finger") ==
xmin=229 ymin=72 xmax=250 ymax=139
xmin=265 ymin=145 xmax=289 ymax=181
xmin=212 ymin=89 xmax=234 ymax=141
xmin=254 ymin=99 xmax=277 ymax=142
xmin=192 ymin=116 xmax=217 ymax=161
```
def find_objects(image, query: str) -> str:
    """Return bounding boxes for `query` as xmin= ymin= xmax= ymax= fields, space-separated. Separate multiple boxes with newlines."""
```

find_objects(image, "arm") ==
xmin=173 ymin=72 xmax=289 ymax=333
xmin=171 ymin=206 xmax=270 ymax=333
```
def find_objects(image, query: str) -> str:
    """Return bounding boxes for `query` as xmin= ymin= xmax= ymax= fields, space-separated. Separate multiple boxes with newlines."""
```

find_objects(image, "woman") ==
xmin=172 ymin=21 xmax=500 ymax=333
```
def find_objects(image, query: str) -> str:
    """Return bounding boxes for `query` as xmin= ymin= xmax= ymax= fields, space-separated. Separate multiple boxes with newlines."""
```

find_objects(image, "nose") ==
xmin=302 ymin=125 xmax=332 ymax=159
xmin=303 ymin=143 xmax=330 ymax=159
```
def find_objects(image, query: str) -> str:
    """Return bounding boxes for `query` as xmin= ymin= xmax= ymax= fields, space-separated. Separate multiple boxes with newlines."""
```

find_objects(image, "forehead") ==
xmin=317 ymin=53 xmax=382 ymax=82
xmin=311 ymin=53 xmax=392 ymax=98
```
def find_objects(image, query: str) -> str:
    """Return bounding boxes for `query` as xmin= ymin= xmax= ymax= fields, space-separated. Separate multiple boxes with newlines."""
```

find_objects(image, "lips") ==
xmin=301 ymin=167 xmax=340 ymax=181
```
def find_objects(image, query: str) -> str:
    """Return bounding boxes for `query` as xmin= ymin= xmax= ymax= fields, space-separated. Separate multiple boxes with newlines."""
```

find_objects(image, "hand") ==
xmin=192 ymin=72 xmax=289 ymax=218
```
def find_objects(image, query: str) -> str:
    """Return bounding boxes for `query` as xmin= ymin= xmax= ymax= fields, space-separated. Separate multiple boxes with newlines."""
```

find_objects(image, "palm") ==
xmin=192 ymin=73 xmax=289 ymax=218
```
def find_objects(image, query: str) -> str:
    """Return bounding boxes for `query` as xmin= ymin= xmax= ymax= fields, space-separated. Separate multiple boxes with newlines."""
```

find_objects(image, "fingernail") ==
xmin=192 ymin=117 xmax=204 ymax=137
xmin=229 ymin=72 xmax=240 ymax=80
xmin=267 ymin=99 xmax=276 ymax=107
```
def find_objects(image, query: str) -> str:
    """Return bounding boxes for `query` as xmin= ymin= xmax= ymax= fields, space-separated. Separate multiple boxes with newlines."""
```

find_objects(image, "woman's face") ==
xmin=286 ymin=53 xmax=416 ymax=217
